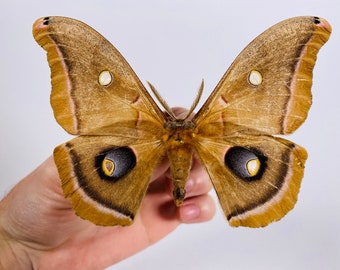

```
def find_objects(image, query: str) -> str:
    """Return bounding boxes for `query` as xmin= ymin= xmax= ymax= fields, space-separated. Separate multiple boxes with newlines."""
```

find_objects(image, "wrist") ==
xmin=0 ymin=228 xmax=32 ymax=269
xmin=0 ymin=195 xmax=35 ymax=270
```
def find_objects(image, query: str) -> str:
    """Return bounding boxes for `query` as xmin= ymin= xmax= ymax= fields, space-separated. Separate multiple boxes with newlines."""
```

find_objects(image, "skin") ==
xmin=0 ymin=109 xmax=216 ymax=269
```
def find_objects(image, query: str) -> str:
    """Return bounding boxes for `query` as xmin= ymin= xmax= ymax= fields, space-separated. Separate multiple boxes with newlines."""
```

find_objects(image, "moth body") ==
xmin=164 ymin=119 xmax=196 ymax=205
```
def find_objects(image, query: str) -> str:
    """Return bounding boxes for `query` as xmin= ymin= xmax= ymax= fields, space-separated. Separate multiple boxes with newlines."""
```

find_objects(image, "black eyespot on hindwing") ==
xmin=95 ymin=147 xmax=136 ymax=181
xmin=224 ymin=146 xmax=267 ymax=181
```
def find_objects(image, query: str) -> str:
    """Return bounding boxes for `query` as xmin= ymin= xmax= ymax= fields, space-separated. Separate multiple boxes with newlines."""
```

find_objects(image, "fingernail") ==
xmin=181 ymin=204 xmax=200 ymax=222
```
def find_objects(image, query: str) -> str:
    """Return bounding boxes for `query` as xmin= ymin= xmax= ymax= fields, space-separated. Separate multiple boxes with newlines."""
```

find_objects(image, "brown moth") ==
xmin=33 ymin=16 xmax=331 ymax=227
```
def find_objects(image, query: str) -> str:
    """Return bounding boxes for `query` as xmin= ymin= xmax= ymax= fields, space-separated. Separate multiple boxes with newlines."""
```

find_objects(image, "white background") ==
xmin=1 ymin=0 xmax=339 ymax=269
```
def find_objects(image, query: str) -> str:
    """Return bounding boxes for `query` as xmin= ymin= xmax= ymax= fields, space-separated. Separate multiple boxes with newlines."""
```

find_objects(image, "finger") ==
xmin=171 ymin=107 xmax=194 ymax=120
xmin=138 ymin=192 xmax=216 ymax=244
xmin=150 ymin=156 xmax=170 ymax=182
xmin=178 ymin=194 xmax=216 ymax=224
xmin=184 ymin=156 xmax=213 ymax=198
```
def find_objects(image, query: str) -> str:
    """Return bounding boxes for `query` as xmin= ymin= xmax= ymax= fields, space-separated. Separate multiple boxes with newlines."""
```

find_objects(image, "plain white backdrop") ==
xmin=1 ymin=1 xmax=339 ymax=269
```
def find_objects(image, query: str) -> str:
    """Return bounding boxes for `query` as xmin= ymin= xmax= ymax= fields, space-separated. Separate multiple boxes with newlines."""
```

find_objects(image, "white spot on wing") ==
xmin=248 ymin=70 xmax=263 ymax=86
xmin=99 ymin=70 xmax=113 ymax=86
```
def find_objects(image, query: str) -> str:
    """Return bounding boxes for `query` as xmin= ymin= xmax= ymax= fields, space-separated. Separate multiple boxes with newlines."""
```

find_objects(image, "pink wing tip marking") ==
xmin=316 ymin=17 xmax=332 ymax=32
xmin=33 ymin=17 xmax=50 ymax=30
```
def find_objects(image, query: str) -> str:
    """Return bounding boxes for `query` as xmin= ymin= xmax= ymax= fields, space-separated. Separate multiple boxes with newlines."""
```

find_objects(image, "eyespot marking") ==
xmin=248 ymin=70 xmax=263 ymax=86
xmin=95 ymin=147 xmax=136 ymax=181
xmin=225 ymin=146 xmax=266 ymax=181
xmin=98 ymin=70 xmax=113 ymax=86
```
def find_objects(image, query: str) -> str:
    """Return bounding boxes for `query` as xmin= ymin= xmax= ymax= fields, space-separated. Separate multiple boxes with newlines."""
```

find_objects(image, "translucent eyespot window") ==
xmin=248 ymin=70 xmax=262 ymax=86
xmin=98 ymin=70 xmax=113 ymax=86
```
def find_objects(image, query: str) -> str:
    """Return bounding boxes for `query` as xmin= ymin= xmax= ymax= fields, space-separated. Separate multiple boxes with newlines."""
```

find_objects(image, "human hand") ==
xmin=0 ymin=112 xmax=216 ymax=269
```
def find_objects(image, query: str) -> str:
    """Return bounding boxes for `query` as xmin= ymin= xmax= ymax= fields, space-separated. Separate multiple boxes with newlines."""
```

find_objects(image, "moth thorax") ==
xmin=162 ymin=119 xmax=195 ymax=147
xmin=164 ymin=119 xmax=196 ymax=130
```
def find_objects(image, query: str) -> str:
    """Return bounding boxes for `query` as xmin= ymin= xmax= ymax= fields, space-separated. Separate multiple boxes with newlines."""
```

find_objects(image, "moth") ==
xmin=33 ymin=16 xmax=331 ymax=227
